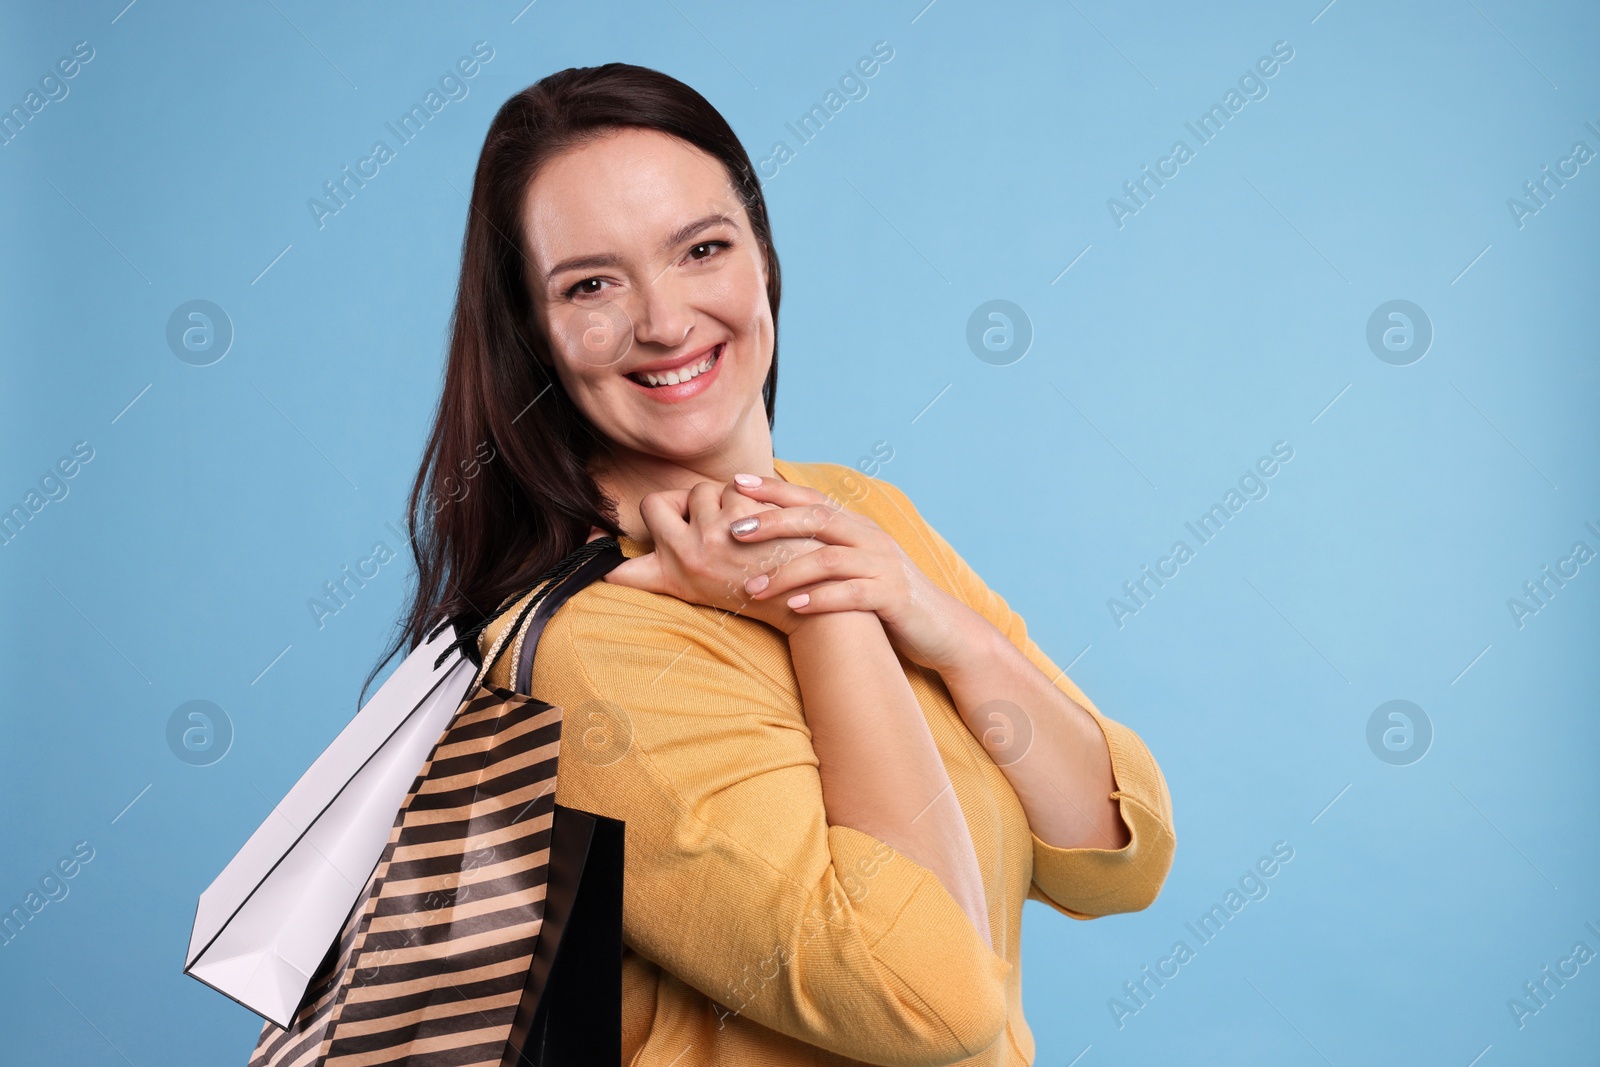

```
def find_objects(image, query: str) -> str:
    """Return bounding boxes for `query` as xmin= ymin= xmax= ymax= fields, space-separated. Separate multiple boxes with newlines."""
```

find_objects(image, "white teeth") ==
xmin=635 ymin=347 xmax=719 ymax=388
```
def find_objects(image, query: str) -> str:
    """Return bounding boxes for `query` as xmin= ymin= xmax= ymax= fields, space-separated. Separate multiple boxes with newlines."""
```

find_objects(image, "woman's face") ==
xmin=522 ymin=127 xmax=774 ymax=468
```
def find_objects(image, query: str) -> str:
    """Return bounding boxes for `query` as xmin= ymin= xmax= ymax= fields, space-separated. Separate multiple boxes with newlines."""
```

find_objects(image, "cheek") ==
xmin=548 ymin=301 xmax=633 ymax=368
xmin=554 ymin=354 xmax=615 ymax=408
xmin=538 ymin=324 xmax=612 ymax=405
xmin=558 ymin=361 xmax=634 ymax=438
xmin=709 ymin=263 xmax=772 ymax=343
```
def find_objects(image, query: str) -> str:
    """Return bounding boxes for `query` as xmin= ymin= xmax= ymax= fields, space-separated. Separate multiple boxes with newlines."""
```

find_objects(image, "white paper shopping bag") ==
xmin=184 ymin=620 xmax=476 ymax=1027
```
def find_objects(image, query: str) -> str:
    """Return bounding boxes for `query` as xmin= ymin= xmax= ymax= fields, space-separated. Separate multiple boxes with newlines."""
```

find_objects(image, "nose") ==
xmin=630 ymin=272 xmax=694 ymax=351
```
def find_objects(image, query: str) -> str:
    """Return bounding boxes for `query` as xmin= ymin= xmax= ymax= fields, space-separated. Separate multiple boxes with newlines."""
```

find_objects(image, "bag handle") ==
xmin=484 ymin=535 xmax=622 ymax=695
xmin=428 ymin=536 xmax=623 ymax=694
xmin=512 ymin=538 xmax=625 ymax=695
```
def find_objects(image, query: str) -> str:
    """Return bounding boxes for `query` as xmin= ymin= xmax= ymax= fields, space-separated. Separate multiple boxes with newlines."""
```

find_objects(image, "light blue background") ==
xmin=3 ymin=1 xmax=1597 ymax=1063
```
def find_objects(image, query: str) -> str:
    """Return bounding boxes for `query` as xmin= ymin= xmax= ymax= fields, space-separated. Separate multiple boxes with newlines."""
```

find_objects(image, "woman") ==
xmin=390 ymin=63 xmax=1174 ymax=1065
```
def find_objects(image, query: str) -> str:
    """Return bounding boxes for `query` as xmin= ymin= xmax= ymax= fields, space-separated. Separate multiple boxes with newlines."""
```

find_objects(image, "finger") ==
xmin=723 ymin=536 xmax=823 ymax=601
xmin=602 ymin=552 xmax=665 ymax=593
xmin=783 ymin=578 xmax=877 ymax=614
xmin=684 ymin=481 xmax=728 ymax=542
xmin=639 ymin=490 xmax=690 ymax=539
xmin=730 ymin=474 xmax=832 ymax=510
xmin=686 ymin=480 xmax=723 ymax=518
xmin=729 ymin=501 xmax=866 ymax=547
xmin=640 ymin=486 xmax=691 ymax=516
xmin=744 ymin=545 xmax=854 ymax=599
xmin=719 ymin=478 xmax=785 ymax=520
xmin=724 ymin=577 xmax=827 ymax=619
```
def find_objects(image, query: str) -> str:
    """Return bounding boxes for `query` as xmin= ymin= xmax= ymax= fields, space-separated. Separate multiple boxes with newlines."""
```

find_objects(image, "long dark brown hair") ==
xmin=360 ymin=62 xmax=782 ymax=703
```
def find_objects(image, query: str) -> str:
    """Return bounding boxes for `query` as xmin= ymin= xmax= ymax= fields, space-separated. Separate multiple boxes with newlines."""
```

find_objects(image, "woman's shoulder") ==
xmin=474 ymin=560 xmax=773 ymax=694
xmin=775 ymin=458 xmax=924 ymax=532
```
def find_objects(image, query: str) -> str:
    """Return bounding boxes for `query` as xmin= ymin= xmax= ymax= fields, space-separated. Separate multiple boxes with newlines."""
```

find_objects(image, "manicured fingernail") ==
xmin=787 ymin=593 xmax=809 ymax=608
xmin=745 ymin=573 xmax=769 ymax=593
xmin=729 ymin=516 xmax=759 ymax=536
xmin=733 ymin=473 xmax=761 ymax=487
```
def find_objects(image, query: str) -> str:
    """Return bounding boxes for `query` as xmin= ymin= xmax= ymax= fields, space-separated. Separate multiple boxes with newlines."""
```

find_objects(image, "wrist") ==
xmin=783 ymin=608 xmax=879 ymax=641
xmin=929 ymin=601 xmax=1004 ymax=681
xmin=751 ymin=601 xmax=819 ymax=638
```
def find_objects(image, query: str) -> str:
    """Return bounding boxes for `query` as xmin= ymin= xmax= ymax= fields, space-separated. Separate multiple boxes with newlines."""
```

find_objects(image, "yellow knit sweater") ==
xmin=477 ymin=459 xmax=1176 ymax=1066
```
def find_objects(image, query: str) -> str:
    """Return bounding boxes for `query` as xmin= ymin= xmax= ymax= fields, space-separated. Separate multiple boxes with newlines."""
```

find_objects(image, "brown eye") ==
xmin=687 ymin=240 xmax=730 ymax=261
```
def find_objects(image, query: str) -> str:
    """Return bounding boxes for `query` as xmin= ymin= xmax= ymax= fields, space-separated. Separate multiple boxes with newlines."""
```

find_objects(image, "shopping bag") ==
xmin=248 ymin=536 xmax=626 ymax=1066
xmin=185 ymin=617 xmax=479 ymax=1027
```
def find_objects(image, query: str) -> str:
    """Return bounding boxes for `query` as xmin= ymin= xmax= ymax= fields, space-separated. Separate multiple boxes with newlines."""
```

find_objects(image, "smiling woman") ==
xmin=319 ymin=62 xmax=1175 ymax=1066
xmin=521 ymin=125 xmax=777 ymax=491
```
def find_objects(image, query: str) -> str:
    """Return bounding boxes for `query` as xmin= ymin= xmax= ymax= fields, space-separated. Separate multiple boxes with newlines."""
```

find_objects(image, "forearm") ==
xmin=787 ymin=610 xmax=993 ymax=950
xmin=939 ymin=610 xmax=1129 ymax=852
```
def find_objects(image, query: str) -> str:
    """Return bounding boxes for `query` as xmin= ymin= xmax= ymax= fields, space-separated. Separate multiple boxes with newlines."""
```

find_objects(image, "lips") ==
xmin=626 ymin=343 xmax=723 ymax=388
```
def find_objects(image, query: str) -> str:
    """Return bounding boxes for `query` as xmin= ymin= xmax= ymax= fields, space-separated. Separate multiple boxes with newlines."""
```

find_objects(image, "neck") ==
xmin=590 ymin=437 xmax=778 ymax=546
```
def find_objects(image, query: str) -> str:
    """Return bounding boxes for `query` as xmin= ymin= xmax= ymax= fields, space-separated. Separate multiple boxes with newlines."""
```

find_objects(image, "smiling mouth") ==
xmin=627 ymin=344 xmax=723 ymax=388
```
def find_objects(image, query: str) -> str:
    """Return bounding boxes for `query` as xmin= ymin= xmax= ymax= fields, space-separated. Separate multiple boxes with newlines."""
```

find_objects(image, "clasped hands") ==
xmin=603 ymin=474 xmax=973 ymax=672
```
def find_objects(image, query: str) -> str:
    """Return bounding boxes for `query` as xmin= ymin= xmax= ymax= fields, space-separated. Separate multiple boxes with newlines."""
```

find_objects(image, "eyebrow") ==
xmin=543 ymin=212 xmax=740 ymax=282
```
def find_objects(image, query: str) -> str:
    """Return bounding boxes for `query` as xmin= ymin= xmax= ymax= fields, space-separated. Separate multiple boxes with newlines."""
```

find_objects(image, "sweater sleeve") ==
xmin=527 ymin=585 xmax=1013 ymax=1067
xmin=862 ymin=474 xmax=1177 ymax=921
